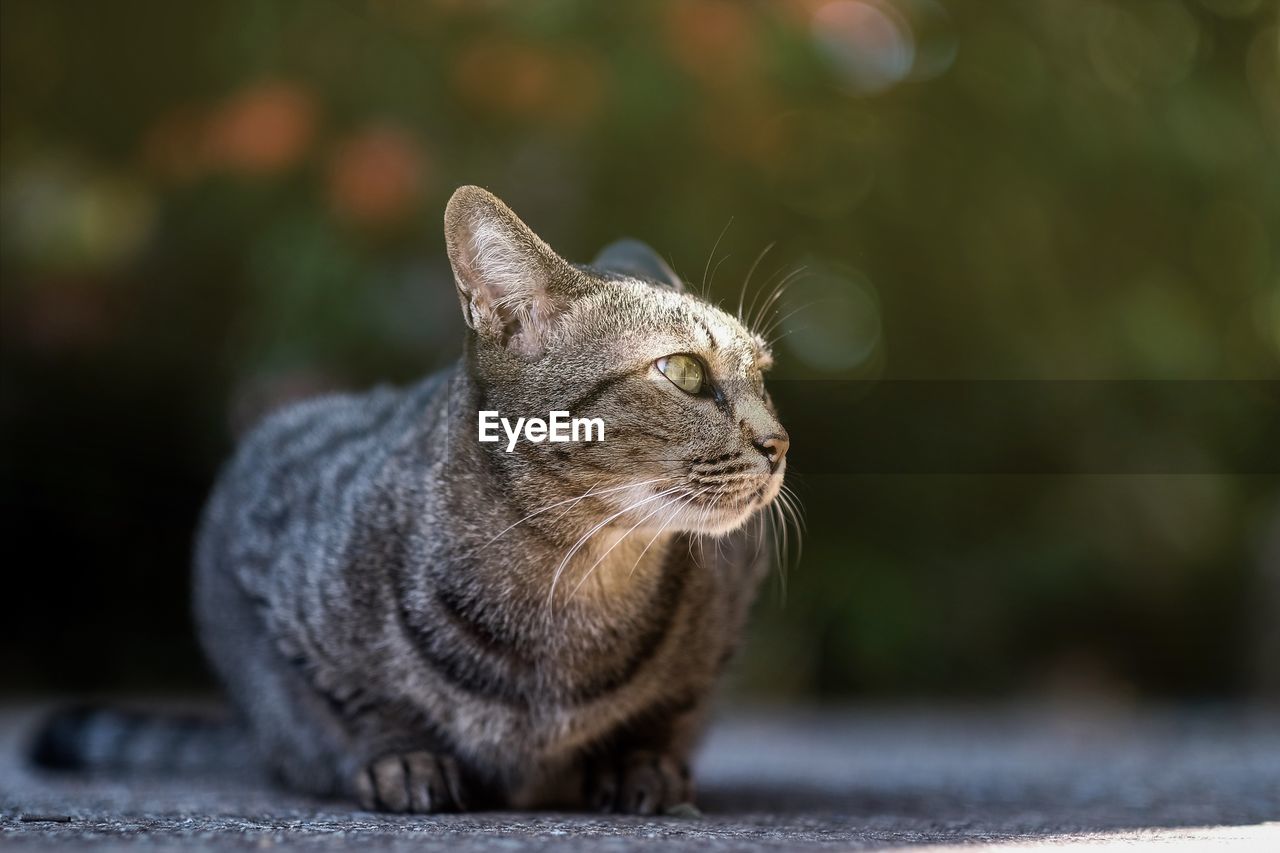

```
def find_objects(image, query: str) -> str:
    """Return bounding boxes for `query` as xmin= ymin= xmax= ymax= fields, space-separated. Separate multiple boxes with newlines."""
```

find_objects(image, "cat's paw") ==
xmin=586 ymin=750 xmax=694 ymax=816
xmin=354 ymin=751 xmax=467 ymax=813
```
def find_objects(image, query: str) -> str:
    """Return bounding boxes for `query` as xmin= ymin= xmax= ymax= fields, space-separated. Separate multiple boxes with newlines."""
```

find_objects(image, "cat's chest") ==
xmin=423 ymin=569 xmax=723 ymax=758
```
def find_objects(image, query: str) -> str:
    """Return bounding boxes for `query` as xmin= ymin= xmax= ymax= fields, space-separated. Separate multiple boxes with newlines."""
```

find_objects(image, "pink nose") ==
xmin=753 ymin=432 xmax=790 ymax=471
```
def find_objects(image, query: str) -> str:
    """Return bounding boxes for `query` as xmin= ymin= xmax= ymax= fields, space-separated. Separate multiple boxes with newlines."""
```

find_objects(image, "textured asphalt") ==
xmin=1 ymin=702 xmax=1278 ymax=850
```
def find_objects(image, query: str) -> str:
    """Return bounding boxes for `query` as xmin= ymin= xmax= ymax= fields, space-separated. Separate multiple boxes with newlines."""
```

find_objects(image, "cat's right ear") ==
xmin=592 ymin=239 xmax=684 ymax=292
xmin=444 ymin=186 xmax=584 ymax=356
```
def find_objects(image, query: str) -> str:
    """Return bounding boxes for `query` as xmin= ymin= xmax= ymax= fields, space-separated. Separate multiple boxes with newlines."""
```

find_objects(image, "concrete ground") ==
xmin=1 ymin=703 xmax=1277 ymax=851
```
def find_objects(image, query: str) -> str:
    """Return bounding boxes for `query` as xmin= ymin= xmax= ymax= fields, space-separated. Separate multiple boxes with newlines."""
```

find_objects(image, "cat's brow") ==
xmin=694 ymin=317 xmax=718 ymax=349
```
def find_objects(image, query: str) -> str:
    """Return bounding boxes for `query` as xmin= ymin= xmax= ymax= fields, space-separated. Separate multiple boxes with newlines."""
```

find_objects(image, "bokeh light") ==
xmin=0 ymin=158 xmax=155 ymax=274
xmin=779 ymin=263 xmax=882 ymax=374
xmin=327 ymin=125 xmax=429 ymax=227
xmin=810 ymin=0 xmax=915 ymax=96
xmin=1085 ymin=0 xmax=1200 ymax=98
xmin=901 ymin=0 xmax=958 ymax=82
xmin=663 ymin=0 xmax=758 ymax=90
xmin=209 ymin=81 xmax=317 ymax=176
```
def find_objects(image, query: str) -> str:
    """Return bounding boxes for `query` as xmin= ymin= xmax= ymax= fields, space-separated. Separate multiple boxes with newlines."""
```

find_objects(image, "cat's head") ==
xmin=445 ymin=185 xmax=788 ymax=536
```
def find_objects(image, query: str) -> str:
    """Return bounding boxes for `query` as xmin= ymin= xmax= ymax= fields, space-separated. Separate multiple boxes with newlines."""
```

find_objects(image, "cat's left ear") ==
xmin=444 ymin=185 xmax=588 ymax=356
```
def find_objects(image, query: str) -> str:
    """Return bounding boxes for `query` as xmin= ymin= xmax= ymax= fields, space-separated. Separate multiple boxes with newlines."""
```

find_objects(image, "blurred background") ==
xmin=2 ymin=0 xmax=1278 ymax=704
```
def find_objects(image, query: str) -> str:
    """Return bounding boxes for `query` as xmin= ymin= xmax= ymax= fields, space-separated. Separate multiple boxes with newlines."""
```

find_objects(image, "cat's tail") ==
xmin=28 ymin=704 xmax=252 ymax=774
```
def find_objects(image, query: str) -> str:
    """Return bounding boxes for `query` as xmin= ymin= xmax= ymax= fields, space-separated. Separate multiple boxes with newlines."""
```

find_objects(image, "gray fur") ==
xmin=40 ymin=187 xmax=791 ymax=815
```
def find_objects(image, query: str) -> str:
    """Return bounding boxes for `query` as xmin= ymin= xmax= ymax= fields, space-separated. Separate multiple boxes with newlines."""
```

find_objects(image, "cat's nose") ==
xmin=752 ymin=432 xmax=790 ymax=472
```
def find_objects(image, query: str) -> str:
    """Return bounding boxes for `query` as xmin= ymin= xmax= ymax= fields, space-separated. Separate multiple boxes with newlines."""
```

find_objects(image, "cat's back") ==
xmin=195 ymin=371 xmax=450 ymax=591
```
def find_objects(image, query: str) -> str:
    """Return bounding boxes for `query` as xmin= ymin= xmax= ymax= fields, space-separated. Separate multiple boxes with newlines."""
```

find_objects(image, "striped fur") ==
xmin=35 ymin=187 xmax=789 ymax=814
xmin=29 ymin=705 xmax=249 ymax=774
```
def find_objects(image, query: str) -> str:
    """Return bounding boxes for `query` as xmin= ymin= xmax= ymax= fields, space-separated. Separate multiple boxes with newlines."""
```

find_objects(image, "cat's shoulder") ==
xmin=230 ymin=379 xmax=431 ymax=475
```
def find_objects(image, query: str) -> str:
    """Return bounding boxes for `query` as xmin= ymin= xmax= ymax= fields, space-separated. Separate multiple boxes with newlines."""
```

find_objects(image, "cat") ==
xmin=31 ymin=186 xmax=791 ymax=815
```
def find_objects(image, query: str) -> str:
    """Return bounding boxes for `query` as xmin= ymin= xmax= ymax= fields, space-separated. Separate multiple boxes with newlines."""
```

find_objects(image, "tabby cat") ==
xmin=32 ymin=186 xmax=790 ymax=815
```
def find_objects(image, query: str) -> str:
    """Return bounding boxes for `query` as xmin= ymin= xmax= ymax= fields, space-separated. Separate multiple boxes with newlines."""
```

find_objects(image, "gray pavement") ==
xmin=1 ymin=703 xmax=1278 ymax=850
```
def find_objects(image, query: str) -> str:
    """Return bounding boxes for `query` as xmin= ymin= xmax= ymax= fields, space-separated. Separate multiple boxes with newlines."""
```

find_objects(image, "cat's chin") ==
xmin=683 ymin=512 xmax=757 ymax=536
xmin=673 ymin=471 xmax=786 ymax=536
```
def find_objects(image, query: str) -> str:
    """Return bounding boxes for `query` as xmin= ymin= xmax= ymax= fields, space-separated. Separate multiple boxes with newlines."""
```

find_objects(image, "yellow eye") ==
xmin=656 ymin=354 xmax=704 ymax=395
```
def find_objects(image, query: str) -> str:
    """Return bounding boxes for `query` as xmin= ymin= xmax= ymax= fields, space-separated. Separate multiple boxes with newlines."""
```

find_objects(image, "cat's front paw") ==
xmin=586 ymin=750 xmax=694 ymax=816
xmin=354 ymin=751 xmax=467 ymax=813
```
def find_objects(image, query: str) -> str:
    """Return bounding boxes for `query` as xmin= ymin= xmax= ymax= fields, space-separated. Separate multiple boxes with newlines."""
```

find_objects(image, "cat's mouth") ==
xmin=598 ymin=454 xmax=785 ymax=537
xmin=687 ymin=463 xmax=784 ymax=534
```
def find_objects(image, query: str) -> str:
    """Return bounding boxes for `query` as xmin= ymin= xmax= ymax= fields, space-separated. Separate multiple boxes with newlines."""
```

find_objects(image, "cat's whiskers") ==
xmin=759 ymin=298 xmax=819 ymax=342
xmin=700 ymin=218 xmax=734 ymax=299
xmin=476 ymin=476 xmax=677 ymax=553
xmin=688 ymin=492 xmax=719 ymax=560
xmin=545 ymin=484 xmax=688 ymax=612
xmin=763 ymin=325 xmax=803 ymax=348
xmin=749 ymin=264 xmax=808 ymax=338
xmin=751 ymin=507 xmax=769 ymax=569
xmin=707 ymin=253 xmax=730 ymax=298
xmin=767 ymin=483 xmax=805 ymax=605
xmin=737 ymin=242 xmax=776 ymax=327
xmin=779 ymin=483 xmax=806 ymax=532
xmin=626 ymin=488 xmax=709 ymax=581
xmin=566 ymin=487 xmax=702 ymax=603
xmin=743 ymin=261 xmax=782 ymax=334
xmin=546 ymin=484 xmax=602 ymax=527
xmin=770 ymin=501 xmax=787 ymax=604
xmin=744 ymin=261 xmax=796 ymax=336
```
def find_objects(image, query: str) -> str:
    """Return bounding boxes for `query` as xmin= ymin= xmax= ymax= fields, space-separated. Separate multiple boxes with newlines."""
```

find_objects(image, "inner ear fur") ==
xmin=444 ymin=185 xmax=587 ymax=355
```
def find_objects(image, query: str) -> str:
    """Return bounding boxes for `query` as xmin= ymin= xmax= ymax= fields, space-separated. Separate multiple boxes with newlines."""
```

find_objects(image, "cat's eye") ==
xmin=656 ymin=354 xmax=704 ymax=395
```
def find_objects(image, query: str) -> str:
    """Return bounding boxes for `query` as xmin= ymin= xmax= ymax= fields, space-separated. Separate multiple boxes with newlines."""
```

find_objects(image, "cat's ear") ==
xmin=592 ymin=239 xmax=684 ymax=292
xmin=444 ymin=185 xmax=585 ymax=356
